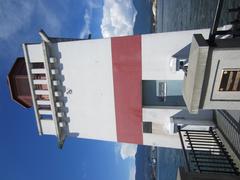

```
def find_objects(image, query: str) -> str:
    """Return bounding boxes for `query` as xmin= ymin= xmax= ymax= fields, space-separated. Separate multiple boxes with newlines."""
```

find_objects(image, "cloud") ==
xmin=120 ymin=143 xmax=137 ymax=160
xmin=79 ymin=0 xmax=103 ymax=39
xmin=101 ymin=0 xmax=137 ymax=37
xmin=79 ymin=9 xmax=91 ymax=39
xmin=128 ymin=162 xmax=136 ymax=180
xmin=115 ymin=143 xmax=137 ymax=180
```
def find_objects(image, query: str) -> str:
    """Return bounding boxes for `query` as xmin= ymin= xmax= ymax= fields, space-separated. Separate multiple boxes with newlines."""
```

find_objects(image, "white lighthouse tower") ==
xmin=16 ymin=29 xmax=215 ymax=148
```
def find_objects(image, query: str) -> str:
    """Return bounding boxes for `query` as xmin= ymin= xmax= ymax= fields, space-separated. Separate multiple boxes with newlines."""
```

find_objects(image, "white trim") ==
xmin=22 ymin=44 xmax=43 ymax=135
xmin=31 ymin=68 xmax=46 ymax=74
xmin=37 ymin=100 xmax=51 ymax=105
xmin=53 ymin=80 xmax=60 ymax=86
xmin=33 ymin=79 xmax=48 ymax=85
xmin=35 ymin=90 xmax=49 ymax=95
xmin=42 ymin=41 xmax=63 ymax=143
xmin=51 ymin=69 xmax=59 ymax=75
xmin=58 ymin=38 xmax=117 ymax=141
xmin=39 ymin=109 xmax=52 ymax=115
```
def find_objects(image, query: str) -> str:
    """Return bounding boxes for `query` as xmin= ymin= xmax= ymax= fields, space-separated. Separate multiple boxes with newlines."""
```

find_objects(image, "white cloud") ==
xmin=101 ymin=0 xmax=137 ymax=38
xmin=129 ymin=162 xmax=136 ymax=180
xmin=120 ymin=143 xmax=137 ymax=160
xmin=79 ymin=9 xmax=91 ymax=39
xmin=115 ymin=143 xmax=137 ymax=180
xmin=79 ymin=0 xmax=103 ymax=39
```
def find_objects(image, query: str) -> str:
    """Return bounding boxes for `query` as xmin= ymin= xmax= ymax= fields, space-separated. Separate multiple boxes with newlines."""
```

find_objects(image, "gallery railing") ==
xmin=216 ymin=110 xmax=240 ymax=161
xmin=177 ymin=126 xmax=239 ymax=176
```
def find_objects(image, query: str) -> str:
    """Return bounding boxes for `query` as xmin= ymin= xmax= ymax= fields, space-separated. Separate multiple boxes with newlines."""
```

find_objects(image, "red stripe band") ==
xmin=111 ymin=35 xmax=143 ymax=144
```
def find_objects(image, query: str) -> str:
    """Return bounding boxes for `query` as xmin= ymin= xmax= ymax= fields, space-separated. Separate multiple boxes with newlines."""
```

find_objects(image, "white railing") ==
xmin=23 ymin=42 xmax=66 ymax=146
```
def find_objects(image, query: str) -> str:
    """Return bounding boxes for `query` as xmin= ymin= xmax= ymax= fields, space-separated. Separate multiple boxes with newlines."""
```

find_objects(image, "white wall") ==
xmin=26 ymin=44 xmax=44 ymax=63
xmin=142 ymin=108 xmax=182 ymax=148
xmin=54 ymin=38 xmax=118 ymax=142
xmin=41 ymin=120 xmax=56 ymax=135
xmin=143 ymin=133 xmax=181 ymax=148
xmin=26 ymin=29 xmax=213 ymax=147
xmin=143 ymin=108 xmax=181 ymax=131
xmin=141 ymin=29 xmax=210 ymax=80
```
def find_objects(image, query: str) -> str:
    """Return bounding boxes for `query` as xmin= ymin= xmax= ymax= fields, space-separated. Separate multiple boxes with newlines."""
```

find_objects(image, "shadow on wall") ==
xmin=50 ymin=44 xmax=80 ymax=138
xmin=171 ymin=109 xmax=215 ymax=133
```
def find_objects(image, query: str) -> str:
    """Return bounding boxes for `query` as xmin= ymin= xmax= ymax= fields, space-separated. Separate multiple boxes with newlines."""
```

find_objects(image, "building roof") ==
xmin=8 ymin=57 xmax=33 ymax=108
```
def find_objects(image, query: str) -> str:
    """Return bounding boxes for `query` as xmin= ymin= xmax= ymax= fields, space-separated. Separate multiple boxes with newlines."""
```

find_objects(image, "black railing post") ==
xmin=208 ymin=0 xmax=224 ymax=45
xmin=185 ymin=131 xmax=201 ymax=172
xmin=177 ymin=126 xmax=190 ymax=172
xmin=210 ymin=128 xmax=240 ymax=175
xmin=178 ymin=127 xmax=239 ymax=175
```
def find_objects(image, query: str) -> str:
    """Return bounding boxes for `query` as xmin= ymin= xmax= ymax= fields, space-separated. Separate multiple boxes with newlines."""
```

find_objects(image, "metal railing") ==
xmin=208 ymin=0 xmax=240 ymax=45
xmin=216 ymin=110 xmax=240 ymax=160
xmin=23 ymin=42 xmax=67 ymax=148
xmin=178 ymin=126 xmax=239 ymax=176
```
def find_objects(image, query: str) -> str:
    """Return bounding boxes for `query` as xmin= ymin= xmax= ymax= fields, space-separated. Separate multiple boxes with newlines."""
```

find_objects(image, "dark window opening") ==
xmin=143 ymin=122 xmax=152 ymax=133
xmin=142 ymin=80 xmax=185 ymax=107
xmin=32 ymin=62 xmax=44 ymax=69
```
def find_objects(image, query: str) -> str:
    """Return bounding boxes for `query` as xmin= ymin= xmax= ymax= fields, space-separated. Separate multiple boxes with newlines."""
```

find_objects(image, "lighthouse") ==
xmin=9 ymin=29 xmax=217 ymax=148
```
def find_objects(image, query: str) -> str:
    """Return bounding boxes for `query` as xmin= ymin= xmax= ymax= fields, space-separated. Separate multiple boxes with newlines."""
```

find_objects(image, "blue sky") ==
xmin=0 ymin=0 xmax=152 ymax=179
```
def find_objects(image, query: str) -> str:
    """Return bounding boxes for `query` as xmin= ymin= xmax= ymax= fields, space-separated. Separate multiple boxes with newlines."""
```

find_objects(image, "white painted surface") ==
xmin=24 ymin=30 xmax=215 ymax=146
xmin=141 ymin=29 xmax=210 ymax=80
xmin=36 ymin=100 xmax=51 ymax=105
xmin=143 ymin=108 xmax=181 ymax=132
xmin=35 ymin=90 xmax=49 ymax=95
xmin=54 ymin=91 xmax=62 ymax=97
xmin=52 ymin=80 xmax=60 ymax=86
xmin=23 ymin=44 xmax=43 ymax=135
xmin=183 ymin=34 xmax=209 ymax=113
xmin=39 ymin=109 xmax=52 ymax=115
xmin=143 ymin=108 xmax=182 ymax=148
xmin=142 ymin=108 xmax=212 ymax=148
xmin=56 ymin=102 xmax=63 ymax=107
xmin=41 ymin=120 xmax=56 ymax=135
xmin=33 ymin=79 xmax=47 ymax=85
xmin=26 ymin=44 xmax=44 ymax=63
xmin=143 ymin=133 xmax=181 ymax=148
xmin=31 ymin=68 xmax=46 ymax=74
xmin=53 ymin=38 xmax=117 ymax=141
xmin=51 ymin=69 xmax=59 ymax=75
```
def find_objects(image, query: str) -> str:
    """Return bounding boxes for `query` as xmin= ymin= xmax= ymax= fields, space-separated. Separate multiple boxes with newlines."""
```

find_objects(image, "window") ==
xmin=142 ymin=80 xmax=185 ymax=107
xmin=143 ymin=122 xmax=152 ymax=133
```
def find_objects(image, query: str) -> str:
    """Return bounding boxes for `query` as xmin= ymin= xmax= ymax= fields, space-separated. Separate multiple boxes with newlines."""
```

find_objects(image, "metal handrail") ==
xmin=177 ymin=126 xmax=190 ymax=172
xmin=42 ymin=41 xmax=64 ymax=147
xmin=177 ymin=126 xmax=240 ymax=176
xmin=208 ymin=0 xmax=224 ymax=45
